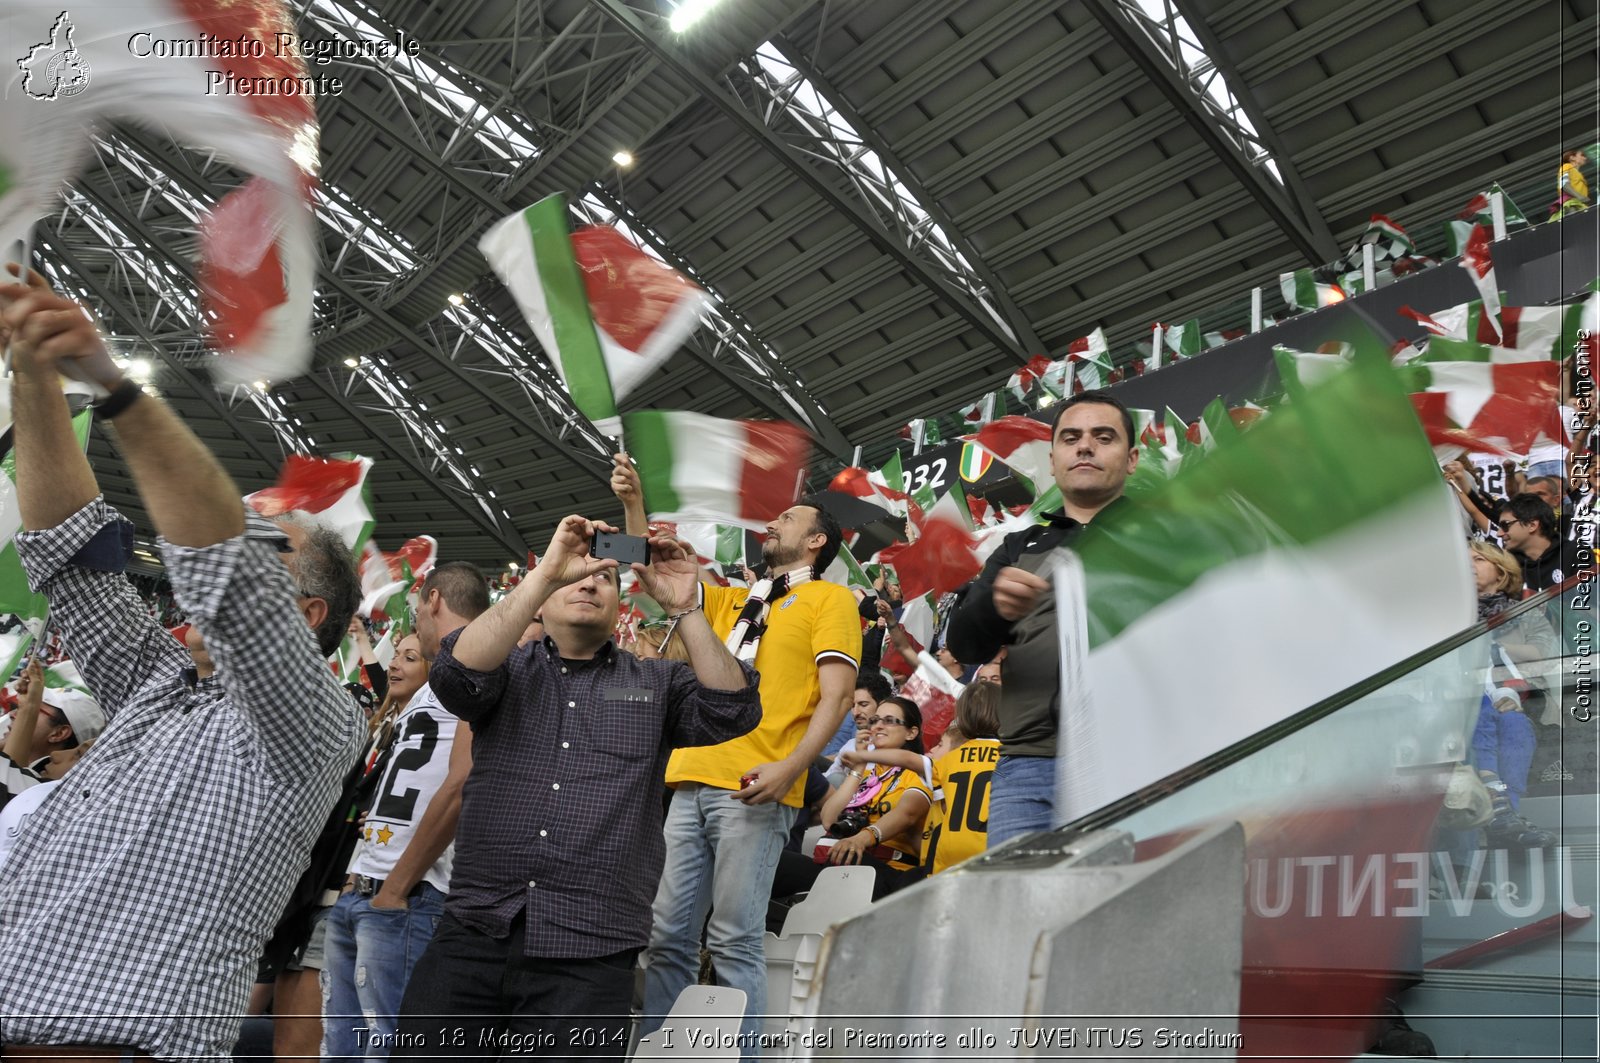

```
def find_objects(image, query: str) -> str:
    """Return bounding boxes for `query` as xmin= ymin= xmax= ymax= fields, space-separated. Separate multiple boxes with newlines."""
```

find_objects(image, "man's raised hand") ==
xmin=632 ymin=536 xmax=699 ymax=614
xmin=534 ymin=515 xmax=619 ymax=588
xmin=0 ymin=265 xmax=123 ymax=389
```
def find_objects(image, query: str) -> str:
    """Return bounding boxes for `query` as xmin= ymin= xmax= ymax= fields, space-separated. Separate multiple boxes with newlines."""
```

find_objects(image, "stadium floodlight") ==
xmin=669 ymin=0 xmax=724 ymax=33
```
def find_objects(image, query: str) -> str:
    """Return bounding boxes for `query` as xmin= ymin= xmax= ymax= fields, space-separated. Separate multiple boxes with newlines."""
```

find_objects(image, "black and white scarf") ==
xmin=725 ymin=567 xmax=814 ymax=663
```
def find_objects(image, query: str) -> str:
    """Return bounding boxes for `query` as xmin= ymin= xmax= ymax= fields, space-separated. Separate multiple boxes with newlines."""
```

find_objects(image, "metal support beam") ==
xmin=315 ymin=88 xmax=855 ymax=459
xmin=578 ymin=187 xmax=855 ymax=457
xmin=105 ymin=126 xmax=614 ymax=471
xmin=35 ymin=233 xmax=287 ymax=472
xmin=1164 ymin=0 xmax=1340 ymax=262
xmin=296 ymin=371 xmax=529 ymax=557
xmin=765 ymin=36 xmax=1047 ymax=354
xmin=1082 ymin=0 xmax=1340 ymax=265
xmin=586 ymin=0 xmax=1033 ymax=367
xmin=61 ymin=166 xmax=531 ymax=556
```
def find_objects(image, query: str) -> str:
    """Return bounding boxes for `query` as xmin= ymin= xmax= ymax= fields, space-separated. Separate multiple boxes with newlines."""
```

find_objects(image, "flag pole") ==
xmin=1489 ymin=190 xmax=1507 ymax=241
xmin=1250 ymin=287 xmax=1263 ymax=333
xmin=1362 ymin=244 xmax=1377 ymax=294
xmin=3 ymin=225 xmax=35 ymax=378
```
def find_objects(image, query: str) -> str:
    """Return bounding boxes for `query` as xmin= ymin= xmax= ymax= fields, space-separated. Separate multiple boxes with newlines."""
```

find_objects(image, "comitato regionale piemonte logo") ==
xmin=17 ymin=11 xmax=92 ymax=101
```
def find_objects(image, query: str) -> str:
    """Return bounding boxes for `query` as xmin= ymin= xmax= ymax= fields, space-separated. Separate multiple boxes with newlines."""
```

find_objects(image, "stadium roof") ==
xmin=37 ymin=0 xmax=1596 ymax=572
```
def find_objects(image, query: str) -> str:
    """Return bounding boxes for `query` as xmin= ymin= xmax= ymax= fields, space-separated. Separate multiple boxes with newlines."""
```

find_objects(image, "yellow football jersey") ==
xmin=924 ymin=738 xmax=1000 ymax=875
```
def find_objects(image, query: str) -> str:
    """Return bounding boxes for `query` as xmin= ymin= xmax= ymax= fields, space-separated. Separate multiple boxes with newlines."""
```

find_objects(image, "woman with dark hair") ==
xmin=770 ymin=696 xmax=933 ymax=900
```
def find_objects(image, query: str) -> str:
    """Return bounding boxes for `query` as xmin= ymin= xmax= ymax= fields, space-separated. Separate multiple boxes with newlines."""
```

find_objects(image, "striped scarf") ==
xmin=724 ymin=567 xmax=813 ymax=663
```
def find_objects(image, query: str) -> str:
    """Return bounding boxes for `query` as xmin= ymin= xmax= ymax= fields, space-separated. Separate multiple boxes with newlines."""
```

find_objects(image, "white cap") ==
xmin=42 ymin=687 xmax=104 ymax=744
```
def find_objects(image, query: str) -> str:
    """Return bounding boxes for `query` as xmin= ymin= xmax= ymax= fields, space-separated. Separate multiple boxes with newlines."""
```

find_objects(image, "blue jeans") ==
xmin=987 ymin=754 xmax=1056 ymax=847
xmin=641 ymin=784 xmax=796 ymax=1058
xmin=1472 ymin=700 xmax=1537 ymax=808
xmin=322 ymin=882 xmax=446 ymax=1061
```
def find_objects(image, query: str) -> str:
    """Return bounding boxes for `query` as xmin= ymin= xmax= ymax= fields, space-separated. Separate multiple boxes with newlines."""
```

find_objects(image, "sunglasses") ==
xmin=866 ymin=715 xmax=906 ymax=728
xmin=1496 ymin=518 xmax=1522 ymax=531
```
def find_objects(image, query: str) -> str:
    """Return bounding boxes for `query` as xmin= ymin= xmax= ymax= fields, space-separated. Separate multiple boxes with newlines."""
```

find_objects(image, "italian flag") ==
xmin=1053 ymin=351 xmax=1475 ymax=821
xmin=822 ymin=540 xmax=874 ymax=593
xmin=1361 ymin=214 xmax=1415 ymax=258
xmin=827 ymin=464 xmax=920 ymax=524
xmin=1459 ymin=225 xmax=1503 ymax=342
xmin=622 ymin=410 xmax=811 ymax=530
xmin=0 ymin=404 xmax=93 ymax=676
xmin=1280 ymin=269 xmax=1345 ymax=310
xmin=1403 ymin=359 xmax=1564 ymax=457
xmin=245 ymin=453 xmax=374 ymax=553
xmin=1401 ymin=295 xmax=1595 ymax=359
xmin=1006 ymin=354 xmax=1055 ymax=404
xmin=971 ymin=415 xmax=1053 ymax=497
xmin=358 ymin=535 xmax=438 ymax=621
xmin=480 ymin=194 xmax=707 ymax=434
xmin=878 ymin=482 xmax=980 ymax=600
xmin=1066 ymin=328 xmax=1111 ymax=391
xmin=1164 ymin=319 xmax=1203 ymax=360
xmin=1445 ymin=186 xmax=1528 ymax=256
xmin=1 ymin=0 xmax=321 ymax=387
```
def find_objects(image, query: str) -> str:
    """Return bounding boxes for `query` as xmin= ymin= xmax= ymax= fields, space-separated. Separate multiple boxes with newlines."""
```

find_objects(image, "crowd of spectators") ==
xmin=0 ymin=267 xmax=1590 ymax=1063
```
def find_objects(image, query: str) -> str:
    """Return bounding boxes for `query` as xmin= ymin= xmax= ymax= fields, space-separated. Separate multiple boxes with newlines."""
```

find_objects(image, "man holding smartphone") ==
xmin=393 ymin=515 xmax=759 ymax=1058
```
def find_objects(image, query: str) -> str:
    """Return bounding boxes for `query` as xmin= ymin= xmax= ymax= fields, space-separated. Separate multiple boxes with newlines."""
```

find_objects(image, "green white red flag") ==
xmin=358 ymin=535 xmax=438 ymax=622
xmin=481 ymin=193 xmax=707 ymax=434
xmin=1054 ymin=350 xmax=1474 ymax=820
xmin=878 ymin=482 xmax=980 ymax=600
xmin=0 ymin=403 xmax=93 ymax=677
xmin=1445 ymin=186 xmax=1527 ymax=256
xmin=622 ymin=410 xmax=810 ymax=530
xmin=1280 ymin=269 xmax=1345 ymax=310
xmin=1066 ymin=328 xmax=1111 ymax=391
xmin=822 ymin=540 xmax=874 ymax=593
xmin=1402 ymin=360 xmax=1564 ymax=457
xmin=1164 ymin=319 xmax=1202 ymax=360
xmin=1458 ymin=225 xmax=1503 ymax=342
xmin=244 ymin=454 xmax=374 ymax=553
xmin=1 ymin=1 xmax=321 ymax=387
xmin=971 ymin=415 xmax=1053 ymax=497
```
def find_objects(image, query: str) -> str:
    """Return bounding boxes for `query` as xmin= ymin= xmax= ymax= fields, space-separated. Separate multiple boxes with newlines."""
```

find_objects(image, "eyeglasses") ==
xmin=1496 ymin=518 xmax=1522 ymax=531
xmin=866 ymin=715 xmax=905 ymax=728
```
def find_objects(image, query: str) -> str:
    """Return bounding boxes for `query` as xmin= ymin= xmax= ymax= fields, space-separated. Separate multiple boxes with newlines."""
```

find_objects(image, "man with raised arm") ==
xmin=636 ymin=488 xmax=862 ymax=1061
xmin=0 ymin=272 xmax=363 ymax=1060
xmin=393 ymin=518 xmax=760 ymax=1059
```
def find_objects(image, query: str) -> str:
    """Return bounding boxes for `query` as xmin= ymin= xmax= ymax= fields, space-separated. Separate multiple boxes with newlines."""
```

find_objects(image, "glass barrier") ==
xmin=1049 ymin=584 xmax=1598 ymax=1059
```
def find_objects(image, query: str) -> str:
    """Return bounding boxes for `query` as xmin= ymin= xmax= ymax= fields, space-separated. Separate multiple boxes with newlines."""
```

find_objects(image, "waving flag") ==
xmin=0 ymin=403 xmax=93 ymax=676
xmin=481 ymin=194 xmax=707 ymax=435
xmin=1403 ymin=360 xmax=1564 ymax=457
xmin=245 ymin=454 xmax=374 ymax=553
xmin=1066 ymin=328 xmax=1112 ymax=391
xmin=1459 ymin=225 xmax=1503 ymax=342
xmin=1 ymin=1 xmax=320 ymax=387
xmin=878 ymin=484 xmax=981 ymax=600
xmin=622 ymin=411 xmax=810 ymax=530
xmin=1445 ymin=185 xmax=1527 ymax=256
xmin=1054 ymin=349 xmax=1475 ymax=822
xmin=971 ymin=416 xmax=1053 ymax=497
xmin=358 ymin=535 xmax=438 ymax=621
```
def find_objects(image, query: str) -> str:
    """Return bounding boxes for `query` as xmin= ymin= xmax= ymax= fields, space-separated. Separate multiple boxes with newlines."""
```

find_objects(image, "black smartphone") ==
xmin=592 ymin=532 xmax=650 ymax=567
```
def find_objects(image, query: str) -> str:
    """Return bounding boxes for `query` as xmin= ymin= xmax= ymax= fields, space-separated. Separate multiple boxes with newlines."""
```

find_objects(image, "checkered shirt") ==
xmin=433 ymin=632 xmax=761 ymax=958
xmin=0 ymin=498 xmax=363 ymax=1060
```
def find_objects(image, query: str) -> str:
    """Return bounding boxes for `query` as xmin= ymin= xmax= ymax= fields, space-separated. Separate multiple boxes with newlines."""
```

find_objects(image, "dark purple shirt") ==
xmin=430 ymin=631 xmax=760 ymax=957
